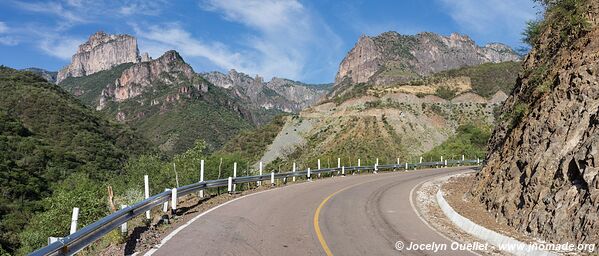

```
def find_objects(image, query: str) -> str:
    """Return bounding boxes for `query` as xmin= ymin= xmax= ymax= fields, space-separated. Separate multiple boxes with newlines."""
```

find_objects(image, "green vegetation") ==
xmin=528 ymin=0 xmax=590 ymax=49
xmin=219 ymin=115 xmax=289 ymax=163
xmin=423 ymin=123 xmax=491 ymax=161
xmin=59 ymin=63 xmax=134 ymax=106
xmin=433 ymin=61 xmax=522 ymax=98
xmin=0 ymin=67 xmax=151 ymax=254
xmin=331 ymin=82 xmax=371 ymax=105
xmin=435 ymin=86 xmax=458 ymax=100
xmin=523 ymin=19 xmax=544 ymax=46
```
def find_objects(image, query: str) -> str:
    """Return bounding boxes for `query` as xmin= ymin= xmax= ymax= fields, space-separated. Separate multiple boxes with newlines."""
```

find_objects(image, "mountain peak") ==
xmin=334 ymin=31 xmax=521 ymax=89
xmin=57 ymin=31 xmax=141 ymax=83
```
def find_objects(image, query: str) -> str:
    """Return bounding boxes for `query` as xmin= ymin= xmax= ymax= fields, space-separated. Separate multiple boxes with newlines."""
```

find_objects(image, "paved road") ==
xmin=147 ymin=167 xmax=476 ymax=256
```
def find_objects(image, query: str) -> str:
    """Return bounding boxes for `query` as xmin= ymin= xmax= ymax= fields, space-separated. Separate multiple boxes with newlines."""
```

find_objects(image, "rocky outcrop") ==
xmin=202 ymin=70 xmax=329 ymax=113
xmin=474 ymin=0 xmax=599 ymax=246
xmin=97 ymin=50 xmax=200 ymax=110
xmin=57 ymin=31 xmax=150 ymax=83
xmin=334 ymin=31 xmax=521 ymax=93
xmin=335 ymin=35 xmax=382 ymax=85
xmin=21 ymin=68 xmax=57 ymax=83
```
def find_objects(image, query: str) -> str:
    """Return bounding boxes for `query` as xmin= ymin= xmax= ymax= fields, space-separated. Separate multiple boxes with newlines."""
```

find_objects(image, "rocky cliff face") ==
xmin=333 ymin=31 xmax=521 ymax=96
xmin=97 ymin=50 xmax=200 ymax=110
xmin=202 ymin=70 xmax=329 ymax=113
xmin=57 ymin=31 xmax=149 ymax=83
xmin=474 ymin=1 xmax=599 ymax=245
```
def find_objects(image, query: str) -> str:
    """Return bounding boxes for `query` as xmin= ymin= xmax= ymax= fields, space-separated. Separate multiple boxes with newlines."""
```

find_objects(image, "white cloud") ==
xmin=13 ymin=1 xmax=87 ymax=25
xmin=438 ymin=0 xmax=538 ymax=45
xmin=133 ymin=24 xmax=249 ymax=70
xmin=38 ymin=37 xmax=83 ymax=60
xmin=178 ymin=0 xmax=342 ymax=80
xmin=0 ymin=22 xmax=19 ymax=46
xmin=0 ymin=22 xmax=8 ymax=33
xmin=118 ymin=0 xmax=168 ymax=16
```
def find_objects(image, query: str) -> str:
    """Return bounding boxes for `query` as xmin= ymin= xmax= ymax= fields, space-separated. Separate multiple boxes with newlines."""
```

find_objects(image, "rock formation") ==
xmin=97 ymin=50 xmax=199 ymax=110
xmin=56 ymin=31 xmax=150 ymax=83
xmin=202 ymin=70 xmax=329 ymax=113
xmin=474 ymin=0 xmax=599 ymax=245
xmin=334 ymin=31 xmax=521 ymax=94
xmin=21 ymin=68 xmax=57 ymax=83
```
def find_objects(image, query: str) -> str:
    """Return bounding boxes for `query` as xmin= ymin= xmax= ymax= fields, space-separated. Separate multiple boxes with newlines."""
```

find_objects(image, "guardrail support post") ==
xmin=271 ymin=172 xmax=275 ymax=186
xmin=358 ymin=159 xmax=361 ymax=167
xmin=228 ymin=177 xmax=233 ymax=193
xmin=419 ymin=157 xmax=423 ymax=164
xmin=292 ymin=162 xmax=296 ymax=182
xmin=200 ymin=160 xmax=205 ymax=198
xmin=144 ymin=175 xmax=150 ymax=221
xmin=162 ymin=188 xmax=170 ymax=223
xmin=233 ymin=162 xmax=237 ymax=192
xmin=405 ymin=162 xmax=408 ymax=170
xmin=342 ymin=166 xmax=345 ymax=176
xmin=258 ymin=162 xmax=263 ymax=186
xmin=318 ymin=159 xmax=321 ymax=178
xmin=171 ymin=188 xmax=178 ymax=215
xmin=70 ymin=207 xmax=79 ymax=235
xmin=120 ymin=205 xmax=128 ymax=236
xmin=477 ymin=158 xmax=480 ymax=164
xmin=307 ymin=168 xmax=311 ymax=181
xmin=444 ymin=159 xmax=447 ymax=167
xmin=374 ymin=163 xmax=378 ymax=174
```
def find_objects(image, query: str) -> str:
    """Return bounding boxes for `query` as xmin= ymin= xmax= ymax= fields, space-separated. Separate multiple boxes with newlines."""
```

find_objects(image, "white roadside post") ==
xmin=233 ymin=162 xmax=237 ymax=192
xmin=477 ymin=158 xmax=480 ymax=164
xmin=462 ymin=155 xmax=465 ymax=166
xmin=70 ymin=207 xmax=79 ymax=235
xmin=342 ymin=166 xmax=345 ymax=176
xmin=120 ymin=205 xmax=128 ymax=235
xmin=444 ymin=159 xmax=448 ymax=167
xmin=307 ymin=168 xmax=312 ymax=181
xmin=396 ymin=158 xmax=400 ymax=171
xmin=405 ymin=162 xmax=408 ymax=170
xmin=228 ymin=177 xmax=233 ymax=193
xmin=358 ymin=159 xmax=361 ymax=174
xmin=162 ymin=189 xmax=169 ymax=213
xmin=440 ymin=156 xmax=443 ymax=168
xmin=271 ymin=172 xmax=275 ymax=186
xmin=292 ymin=162 xmax=296 ymax=182
xmin=171 ymin=188 xmax=178 ymax=214
xmin=318 ymin=159 xmax=321 ymax=178
xmin=337 ymin=158 xmax=341 ymax=175
xmin=200 ymin=160 xmax=205 ymax=198
xmin=144 ymin=175 xmax=150 ymax=220
xmin=419 ymin=156 xmax=423 ymax=164
xmin=258 ymin=162 xmax=263 ymax=186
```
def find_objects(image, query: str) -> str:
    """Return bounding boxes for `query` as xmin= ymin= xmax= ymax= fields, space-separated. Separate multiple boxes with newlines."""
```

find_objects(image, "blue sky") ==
xmin=0 ymin=0 xmax=539 ymax=83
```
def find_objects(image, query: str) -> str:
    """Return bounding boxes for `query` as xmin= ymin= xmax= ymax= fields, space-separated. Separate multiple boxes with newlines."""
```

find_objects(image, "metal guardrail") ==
xmin=30 ymin=159 xmax=481 ymax=256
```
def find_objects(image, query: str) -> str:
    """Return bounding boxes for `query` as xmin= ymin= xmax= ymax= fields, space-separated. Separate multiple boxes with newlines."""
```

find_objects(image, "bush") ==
xmin=423 ymin=123 xmax=491 ymax=160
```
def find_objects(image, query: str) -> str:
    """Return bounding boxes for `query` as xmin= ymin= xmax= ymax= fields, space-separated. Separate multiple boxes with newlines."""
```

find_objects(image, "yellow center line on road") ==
xmin=313 ymin=175 xmax=399 ymax=256
xmin=313 ymin=186 xmax=349 ymax=256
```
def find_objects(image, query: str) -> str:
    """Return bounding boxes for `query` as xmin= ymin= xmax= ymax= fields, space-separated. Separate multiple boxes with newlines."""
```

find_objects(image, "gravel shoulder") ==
xmin=414 ymin=171 xmax=508 ymax=256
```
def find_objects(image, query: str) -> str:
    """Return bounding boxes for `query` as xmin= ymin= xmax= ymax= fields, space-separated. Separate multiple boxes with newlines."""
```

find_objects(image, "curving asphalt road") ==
xmin=145 ymin=167 xmax=476 ymax=256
